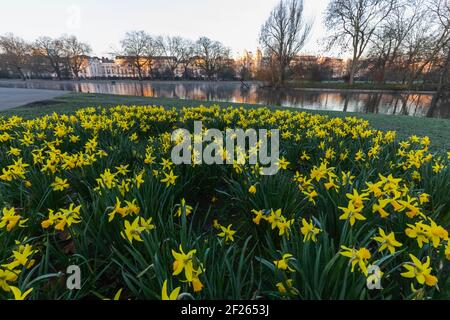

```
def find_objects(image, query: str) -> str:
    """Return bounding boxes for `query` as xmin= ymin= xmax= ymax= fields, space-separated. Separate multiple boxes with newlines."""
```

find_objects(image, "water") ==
xmin=0 ymin=80 xmax=448 ymax=118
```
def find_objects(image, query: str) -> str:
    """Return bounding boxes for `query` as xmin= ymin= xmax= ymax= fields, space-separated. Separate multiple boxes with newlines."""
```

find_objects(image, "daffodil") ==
xmin=175 ymin=198 xmax=193 ymax=217
xmin=108 ymin=198 xmax=140 ymax=222
xmin=218 ymin=224 xmax=236 ymax=242
xmin=372 ymin=198 xmax=391 ymax=218
xmin=346 ymin=189 xmax=369 ymax=209
xmin=50 ymin=176 xmax=70 ymax=191
xmin=266 ymin=209 xmax=294 ymax=237
xmin=324 ymin=178 xmax=339 ymax=190
xmin=0 ymin=207 xmax=28 ymax=232
xmin=160 ymin=158 xmax=174 ymax=171
xmin=401 ymin=254 xmax=438 ymax=287
xmin=427 ymin=219 xmax=448 ymax=248
xmin=419 ymin=193 xmax=430 ymax=204
xmin=355 ymin=150 xmax=365 ymax=161
xmin=41 ymin=209 xmax=60 ymax=229
xmin=248 ymin=185 xmax=257 ymax=194
xmin=300 ymin=218 xmax=321 ymax=242
xmin=445 ymin=243 xmax=450 ymax=261
xmin=373 ymin=228 xmax=402 ymax=254
xmin=405 ymin=221 xmax=430 ymax=248
xmin=134 ymin=171 xmax=145 ymax=188
xmin=121 ymin=218 xmax=145 ymax=243
xmin=251 ymin=209 xmax=265 ymax=225
xmin=103 ymin=288 xmax=123 ymax=300
xmin=108 ymin=198 xmax=127 ymax=222
xmin=379 ymin=174 xmax=402 ymax=193
xmin=172 ymin=245 xmax=197 ymax=281
xmin=340 ymin=246 xmax=371 ymax=275
xmin=273 ymin=253 xmax=295 ymax=272
xmin=0 ymin=268 xmax=18 ymax=291
xmin=115 ymin=164 xmax=130 ymax=176
xmin=55 ymin=204 xmax=82 ymax=231
xmin=310 ymin=162 xmax=333 ymax=182
xmin=213 ymin=219 xmax=221 ymax=229
xmin=8 ymin=147 xmax=21 ymax=157
xmin=182 ymin=267 xmax=205 ymax=293
xmin=161 ymin=170 xmax=178 ymax=187
xmin=302 ymin=189 xmax=318 ymax=204
xmin=276 ymin=157 xmax=290 ymax=170
xmin=364 ymin=181 xmax=383 ymax=198
xmin=398 ymin=196 xmax=421 ymax=218
xmin=161 ymin=280 xmax=180 ymax=300
xmin=9 ymin=286 xmax=33 ymax=300
xmin=338 ymin=202 xmax=366 ymax=226
xmin=98 ymin=169 xmax=117 ymax=189
xmin=276 ymin=279 xmax=299 ymax=296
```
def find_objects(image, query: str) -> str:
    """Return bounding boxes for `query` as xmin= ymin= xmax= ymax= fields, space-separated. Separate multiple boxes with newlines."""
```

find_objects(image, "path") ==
xmin=0 ymin=87 xmax=67 ymax=111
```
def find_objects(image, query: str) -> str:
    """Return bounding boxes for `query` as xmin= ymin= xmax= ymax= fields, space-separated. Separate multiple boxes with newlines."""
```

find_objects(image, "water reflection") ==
xmin=0 ymin=80 xmax=448 ymax=118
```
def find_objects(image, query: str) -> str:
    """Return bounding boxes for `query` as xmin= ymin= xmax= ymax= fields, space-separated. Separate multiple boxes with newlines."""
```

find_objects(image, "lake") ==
xmin=0 ymin=80 xmax=448 ymax=118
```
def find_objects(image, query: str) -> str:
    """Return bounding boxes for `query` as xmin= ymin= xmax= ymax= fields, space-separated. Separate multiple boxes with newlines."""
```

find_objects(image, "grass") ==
xmin=2 ymin=92 xmax=449 ymax=150
xmin=286 ymin=80 xmax=438 ymax=92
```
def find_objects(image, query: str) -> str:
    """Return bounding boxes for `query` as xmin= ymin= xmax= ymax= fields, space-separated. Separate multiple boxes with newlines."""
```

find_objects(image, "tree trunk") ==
xmin=427 ymin=51 xmax=450 ymax=117
xmin=137 ymin=65 xmax=143 ymax=81
xmin=73 ymin=70 xmax=79 ymax=80
xmin=17 ymin=67 xmax=26 ymax=81
xmin=278 ymin=58 xmax=287 ymax=87
xmin=349 ymin=60 xmax=357 ymax=85
xmin=55 ymin=69 xmax=62 ymax=80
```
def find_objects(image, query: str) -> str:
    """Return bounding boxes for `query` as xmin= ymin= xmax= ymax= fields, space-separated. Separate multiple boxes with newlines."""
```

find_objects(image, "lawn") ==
xmin=2 ymin=92 xmax=450 ymax=151
xmin=285 ymin=80 xmax=438 ymax=92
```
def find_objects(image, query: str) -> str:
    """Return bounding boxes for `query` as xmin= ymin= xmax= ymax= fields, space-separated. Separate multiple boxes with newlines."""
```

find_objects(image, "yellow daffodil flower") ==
xmin=218 ymin=224 xmax=236 ymax=242
xmin=300 ymin=218 xmax=321 ymax=242
xmin=9 ymin=286 xmax=33 ymax=300
xmin=338 ymin=202 xmax=366 ymax=226
xmin=401 ymin=254 xmax=438 ymax=287
xmin=50 ymin=176 xmax=70 ymax=191
xmin=373 ymin=228 xmax=402 ymax=254
xmin=273 ymin=253 xmax=295 ymax=272
xmin=161 ymin=280 xmax=181 ymax=300
xmin=172 ymin=245 xmax=197 ymax=281
xmin=340 ymin=246 xmax=371 ymax=275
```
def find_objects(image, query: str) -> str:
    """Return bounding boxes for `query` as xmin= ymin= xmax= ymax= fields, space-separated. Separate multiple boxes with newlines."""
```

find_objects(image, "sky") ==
xmin=0 ymin=0 xmax=331 ymax=58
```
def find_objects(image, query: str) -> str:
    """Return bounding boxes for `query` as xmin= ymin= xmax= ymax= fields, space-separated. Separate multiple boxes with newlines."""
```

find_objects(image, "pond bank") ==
xmin=2 ymin=92 xmax=449 ymax=151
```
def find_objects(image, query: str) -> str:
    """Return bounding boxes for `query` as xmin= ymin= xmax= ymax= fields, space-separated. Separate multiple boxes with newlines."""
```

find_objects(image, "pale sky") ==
xmin=0 ymin=0 xmax=331 ymax=58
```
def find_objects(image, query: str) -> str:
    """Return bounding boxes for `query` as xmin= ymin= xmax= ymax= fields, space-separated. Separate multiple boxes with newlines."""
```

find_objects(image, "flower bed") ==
xmin=0 ymin=105 xmax=449 ymax=300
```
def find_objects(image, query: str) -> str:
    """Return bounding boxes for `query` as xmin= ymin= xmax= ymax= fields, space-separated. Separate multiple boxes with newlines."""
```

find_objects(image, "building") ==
xmin=78 ymin=55 xmax=208 ymax=79
xmin=55 ymin=53 xmax=347 ymax=81
xmin=235 ymin=49 xmax=263 ymax=79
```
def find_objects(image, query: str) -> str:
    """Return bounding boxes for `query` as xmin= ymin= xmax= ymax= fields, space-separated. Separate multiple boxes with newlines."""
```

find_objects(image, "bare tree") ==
xmin=34 ymin=36 xmax=67 ymax=80
xmin=120 ymin=31 xmax=154 ymax=80
xmin=180 ymin=41 xmax=196 ymax=79
xmin=427 ymin=0 xmax=450 ymax=116
xmin=61 ymin=35 xmax=92 ymax=80
xmin=156 ymin=36 xmax=194 ymax=79
xmin=368 ymin=0 xmax=423 ymax=83
xmin=195 ymin=37 xmax=230 ymax=80
xmin=259 ymin=0 xmax=312 ymax=86
xmin=0 ymin=33 xmax=31 ymax=80
xmin=400 ymin=1 xmax=450 ymax=88
xmin=325 ymin=0 xmax=396 ymax=85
